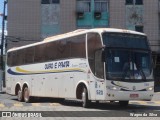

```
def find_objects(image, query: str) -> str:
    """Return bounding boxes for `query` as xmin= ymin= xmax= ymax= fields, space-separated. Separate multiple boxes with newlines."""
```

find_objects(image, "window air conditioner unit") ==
xmin=77 ymin=12 xmax=84 ymax=19
xmin=94 ymin=12 xmax=101 ymax=19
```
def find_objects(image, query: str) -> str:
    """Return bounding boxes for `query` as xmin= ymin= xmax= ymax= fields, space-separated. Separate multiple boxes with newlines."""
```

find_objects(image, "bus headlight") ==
xmin=146 ymin=87 xmax=154 ymax=91
xmin=107 ymin=86 xmax=121 ymax=91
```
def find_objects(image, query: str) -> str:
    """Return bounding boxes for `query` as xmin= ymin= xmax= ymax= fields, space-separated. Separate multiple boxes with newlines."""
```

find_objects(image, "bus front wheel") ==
xmin=82 ymin=87 xmax=90 ymax=108
xmin=23 ymin=87 xmax=32 ymax=103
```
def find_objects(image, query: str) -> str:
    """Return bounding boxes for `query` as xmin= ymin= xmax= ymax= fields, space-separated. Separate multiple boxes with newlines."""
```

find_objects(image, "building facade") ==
xmin=7 ymin=0 xmax=160 ymax=66
xmin=6 ymin=0 xmax=160 ymax=84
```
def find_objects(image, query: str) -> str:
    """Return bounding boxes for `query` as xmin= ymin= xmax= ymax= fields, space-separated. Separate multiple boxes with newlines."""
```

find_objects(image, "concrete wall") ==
xmin=7 ymin=0 xmax=41 ymax=49
xmin=109 ymin=0 xmax=160 ymax=53
xmin=60 ymin=0 xmax=76 ymax=33
xmin=143 ymin=0 xmax=160 ymax=52
xmin=7 ymin=0 xmax=160 ymax=53
xmin=109 ymin=0 xmax=126 ymax=29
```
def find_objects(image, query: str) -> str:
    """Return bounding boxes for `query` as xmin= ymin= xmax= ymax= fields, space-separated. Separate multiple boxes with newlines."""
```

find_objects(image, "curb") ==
xmin=0 ymin=102 xmax=61 ymax=108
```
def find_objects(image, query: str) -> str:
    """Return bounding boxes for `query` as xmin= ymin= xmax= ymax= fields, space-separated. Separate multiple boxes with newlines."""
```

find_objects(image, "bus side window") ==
xmin=7 ymin=52 xmax=12 ymax=66
xmin=69 ymin=35 xmax=86 ymax=58
xmin=25 ymin=47 xmax=35 ymax=64
xmin=12 ymin=51 xmax=17 ymax=66
xmin=57 ymin=40 xmax=69 ymax=59
xmin=45 ymin=42 xmax=57 ymax=61
xmin=87 ymin=33 xmax=103 ymax=77
xmin=34 ymin=44 xmax=46 ymax=63
xmin=95 ymin=49 xmax=104 ymax=79
xmin=17 ymin=49 xmax=25 ymax=65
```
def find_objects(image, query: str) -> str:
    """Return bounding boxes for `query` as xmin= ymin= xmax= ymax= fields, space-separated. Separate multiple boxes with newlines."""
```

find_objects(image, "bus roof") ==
xmin=7 ymin=28 xmax=146 ymax=52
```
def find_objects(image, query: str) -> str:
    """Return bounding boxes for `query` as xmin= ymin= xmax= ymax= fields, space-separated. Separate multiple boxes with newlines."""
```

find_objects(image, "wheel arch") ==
xmin=76 ymin=80 xmax=90 ymax=99
xmin=22 ymin=82 xmax=30 ymax=92
xmin=15 ymin=82 xmax=21 ymax=95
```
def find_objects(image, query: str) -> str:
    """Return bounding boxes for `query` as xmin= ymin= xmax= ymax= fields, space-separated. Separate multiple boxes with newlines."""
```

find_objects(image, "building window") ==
xmin=126 ymin=0 xmax=133 ymax=5
xmin=51 ymin=0 xmax=60 ymax=4
xmin=95 ymin=0 xmax=108 ymax=12
xmin=135 ymin=25 xmax=143 ymax=33
xmin=135 ymin=0 xmax=143 ymax=5
xmin=41 ymin=0 xmax=50 ymax=4
xmin=77 ymin=0 xmax=91 ymax=12
xmin=41 ymin=0 xmax=60 ymax=4
xmin=126 ymin=0 xmax=143 ymax=5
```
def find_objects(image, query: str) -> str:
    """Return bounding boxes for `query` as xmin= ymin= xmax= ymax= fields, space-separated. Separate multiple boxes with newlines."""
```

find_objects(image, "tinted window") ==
xmin=7 ymin=34 xmax=86 ymax=66
xmin=87 ymin=33 xmax=102 ymax=74
xmin=34 ymin=44 xmax=46 ymax=63
xmin=45 ymin=34 xmax=86 ymax=61
xmin=56 ymin=40 xmax=69 ymax=59
xmin=95 ymin=49 xmax=104 ymax=79
xmin=12 ymin=51 xmax=17 ymax=66
xmin=25 ymin=47 xmax=35 ymax=64
xmin=106 ymin=49 xmax=152 ymax=80
xmin=16 ymin=49 xmax=25 ymax=65
xmin=7 ymin=52 xmax=12 ymax=66
xmin=102 ymin=33 xmax=149 ymax=50
xmin=45 ymin=41 xmax=58 ymax=61
xmin=69 ymin=35 xmax=86 ymax=58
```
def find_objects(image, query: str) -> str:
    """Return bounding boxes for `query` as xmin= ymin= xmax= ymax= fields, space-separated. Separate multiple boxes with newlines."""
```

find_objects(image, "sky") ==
xmin=0 ymin=0 xmax=7 ymax=31
xmin=0 ymin=0 xmax=3 ymax=30
xmin=0 ymin=0 xmax=8 ymax=45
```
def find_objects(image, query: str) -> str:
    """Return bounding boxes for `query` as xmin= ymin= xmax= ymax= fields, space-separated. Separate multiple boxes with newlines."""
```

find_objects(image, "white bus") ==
xmin=6 ymin=28 xmax=154 ymax=107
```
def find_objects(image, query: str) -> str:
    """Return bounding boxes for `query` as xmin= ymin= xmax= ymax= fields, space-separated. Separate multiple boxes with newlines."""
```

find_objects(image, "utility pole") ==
xmin=1 ymin=0 xmax=7 ymax=88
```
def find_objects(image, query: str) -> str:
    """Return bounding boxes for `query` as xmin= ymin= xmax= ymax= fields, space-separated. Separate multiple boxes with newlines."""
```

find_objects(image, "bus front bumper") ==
xmin=105 ymin=90 xmax=154 ymax=101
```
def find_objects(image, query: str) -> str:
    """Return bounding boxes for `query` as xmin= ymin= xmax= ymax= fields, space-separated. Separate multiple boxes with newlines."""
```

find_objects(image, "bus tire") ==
xmin=82 ymin=87 xmax=90 ymax=108
xmin=119 ymin=101 xmax=129 ymax=107
xmin=17 ymin=89 xmax=23 ymax=102
xmin=23 ymin=87 xmax=32 ymax=103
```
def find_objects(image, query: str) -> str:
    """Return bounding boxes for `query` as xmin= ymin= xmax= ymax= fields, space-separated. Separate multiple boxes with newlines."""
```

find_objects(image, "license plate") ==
xmin=130 ymin=94 xmax=139 ymax=98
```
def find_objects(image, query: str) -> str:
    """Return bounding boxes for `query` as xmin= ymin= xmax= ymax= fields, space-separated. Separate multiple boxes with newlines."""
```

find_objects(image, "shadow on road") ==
xmin=61 ymin=100 xmax=160 ymax=110
xmin=10 ymin=96 xmax=160 ymax=110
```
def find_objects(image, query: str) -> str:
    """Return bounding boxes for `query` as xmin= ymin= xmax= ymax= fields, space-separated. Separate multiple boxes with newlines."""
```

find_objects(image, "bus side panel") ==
xmin=58 ymin=73 xmax=74 ymax=98
xmin=31 ymin=75 xmax=45 ymax=97
xmin=6 ymin=76 xmax=15 ymax=95
xmin=45 ymin=74 xmax=59 ymax=98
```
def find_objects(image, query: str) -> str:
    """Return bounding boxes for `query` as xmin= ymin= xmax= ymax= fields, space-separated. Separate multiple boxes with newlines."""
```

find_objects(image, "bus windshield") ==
xmin=102 ymin=33 xmax=153 ymax=81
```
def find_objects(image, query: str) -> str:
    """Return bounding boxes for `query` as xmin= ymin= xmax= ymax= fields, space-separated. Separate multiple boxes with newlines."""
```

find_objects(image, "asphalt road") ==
xmin=0 ymin=92 xmax=160 ymax=119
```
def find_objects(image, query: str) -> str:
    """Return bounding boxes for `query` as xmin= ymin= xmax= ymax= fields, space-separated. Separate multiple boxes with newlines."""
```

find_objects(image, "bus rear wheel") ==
xmin=17 ymin=89 xmax=23 ymax=102
xmin=119 ymin=101 xmax=129 ymax=107
xmin=23 ymin=87 xmax=32 ymax=103
xmin=82 ymin=87 xmax=90 ymax=108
